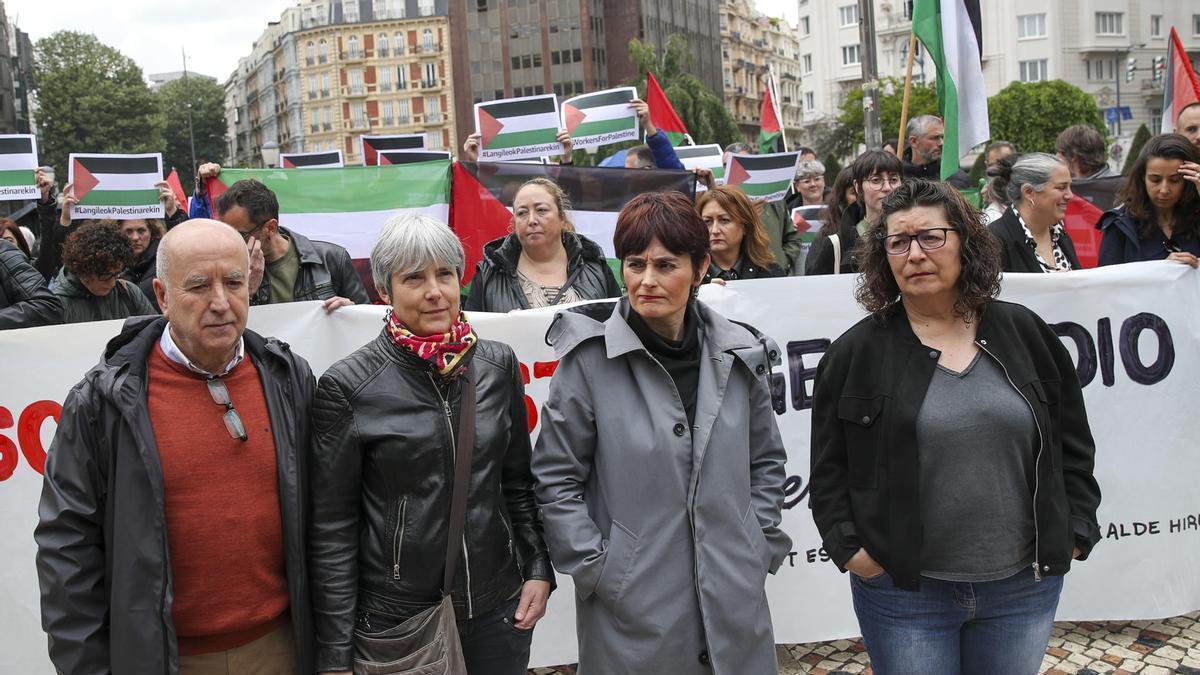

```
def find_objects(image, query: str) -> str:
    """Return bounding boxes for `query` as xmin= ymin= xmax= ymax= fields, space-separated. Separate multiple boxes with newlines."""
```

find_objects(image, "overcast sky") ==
xmin=16 ymin=0 xmax=797 ymax=84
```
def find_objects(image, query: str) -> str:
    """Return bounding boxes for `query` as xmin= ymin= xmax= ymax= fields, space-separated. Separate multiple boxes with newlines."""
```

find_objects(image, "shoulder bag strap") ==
xmin=830 ymin=234 xmax=842 ymax=276
xmin=442 ymin=367 xmax=476 ymax=593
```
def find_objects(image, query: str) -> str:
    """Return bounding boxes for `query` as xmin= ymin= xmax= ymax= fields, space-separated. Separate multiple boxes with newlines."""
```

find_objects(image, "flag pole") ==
xmin=182 ymin=47 xmax=198 ymax=187
xmin=770 ymin=67 xmax=788 ymax=152
xmin=897 ymin=30 xmax=918 ymax=149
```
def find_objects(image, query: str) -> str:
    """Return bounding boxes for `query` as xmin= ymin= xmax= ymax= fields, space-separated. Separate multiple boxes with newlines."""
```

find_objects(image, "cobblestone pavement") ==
xmin=528 ymin=611 xmax=1200 ymax=674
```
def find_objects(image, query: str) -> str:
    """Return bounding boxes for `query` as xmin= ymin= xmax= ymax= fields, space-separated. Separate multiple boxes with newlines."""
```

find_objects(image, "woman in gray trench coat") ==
xmin=532 ymin=191 xmax=792 ymax=675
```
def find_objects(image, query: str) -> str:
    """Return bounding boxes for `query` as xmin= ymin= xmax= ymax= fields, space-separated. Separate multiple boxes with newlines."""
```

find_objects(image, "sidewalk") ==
xmin=530 ymin=611 xmax=1200 ymax=674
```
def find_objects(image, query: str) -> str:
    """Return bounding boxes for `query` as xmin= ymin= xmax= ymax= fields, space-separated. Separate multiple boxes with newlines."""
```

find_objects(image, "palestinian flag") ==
xmin=361 ymin=134 xmax=425 ymax=166
xmin=68 ymin=153 xmax=164 ymax=219
xmin=1161 ymin=27 xmax=1200 ymax=134
xmin=759 ymin=72 xmax=785 ymax=154
xmin=646 ymin=71 xmax=691 ymax=146
xmin=380 ymin=150 xmax=452 ymax=165
xmin=450 ymin=162 xmax=696 ymax=283
xmin=913 ymin=0 xmax=989 ymax=180
xmin=724 ymin=152 xmax=801 ymax=202
xmin=166 ymin=168 xmax=189 ymax=213
xmin=0 ymin=135 xmax=39 ymax=201
xmin=675 ymin=144 xmax=726 ymax=184
xmin=474 ymin=95 xmax=562 ymax=161
xmin=281 ymin=150 xmax=344 ymax=169
xmin=562 ymin=87 xmax=639 ymax=149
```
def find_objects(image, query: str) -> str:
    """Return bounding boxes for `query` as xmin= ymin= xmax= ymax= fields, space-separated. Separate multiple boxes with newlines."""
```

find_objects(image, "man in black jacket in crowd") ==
xmin=902 ymin=114 xmax=972 ymax=188
xmin=0 ymin=239 xmax=62 ymax=329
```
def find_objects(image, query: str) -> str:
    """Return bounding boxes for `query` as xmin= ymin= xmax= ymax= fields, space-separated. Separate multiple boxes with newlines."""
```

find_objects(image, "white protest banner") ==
xmin=675 ymin=144 xmax=726 ymax=185
xmin=0 ymin=135 xmax=39 ymax=201
xmin=360 ymin=134 xmax=426 ymax=166
xmin=724 ymin=151 xmax=801 ymax=202
xmin=280 ymin=150 xmax=344 ymax=169
xmin=1 ymin=263 xmax=1199 ymax=671
xmin=67 ymin=153 xmax=164 ymax=220
xmin=562 ymin=87 xmax=639 ymax=150
xmin=474 ymin=94 xmax=562 ymax=162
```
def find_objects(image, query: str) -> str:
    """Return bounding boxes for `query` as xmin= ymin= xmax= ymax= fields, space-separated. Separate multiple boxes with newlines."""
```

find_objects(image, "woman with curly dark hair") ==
xmin=52 ymin=221 xmax=158 ymax=324
xmin=1097 ymin=133 xmax=1200 ymax=267
xmin=809 ymin=179 xmax=1101 ymax=674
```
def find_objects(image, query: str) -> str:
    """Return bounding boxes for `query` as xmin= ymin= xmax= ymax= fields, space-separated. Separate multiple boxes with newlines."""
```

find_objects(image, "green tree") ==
xmin=1122 ymin=124 xmax=1152 ymax=175
xmin=825 ymin=77 xmax=940 ymax=159
xmin=34 ymin=31 xmax=164 ymax=181
xmin=987 ymin=80 xmax=1106 ymax=154
xmin=623 ymin=36 xmax=741 ymax=148
xmin=157 ymin=76 xmax=228 ymax=188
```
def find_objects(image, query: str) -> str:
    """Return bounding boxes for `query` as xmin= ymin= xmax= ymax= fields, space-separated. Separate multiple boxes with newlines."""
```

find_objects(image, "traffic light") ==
xmin=1153 ymin=56 xmax=1165 ymax=82
xmin=1126 ymin=57 xmax=1137 ymax=82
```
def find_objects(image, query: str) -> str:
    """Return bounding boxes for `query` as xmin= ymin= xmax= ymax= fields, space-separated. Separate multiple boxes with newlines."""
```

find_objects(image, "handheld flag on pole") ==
xmin=1161 ymin=27 xmax=1200 ymax=134
xmin=912 ymin=0 xmax=989 ymax=180
xmin=645 ymin=71 xmax=692 ymax=146
xmin=759 ymin=69 xmax=786 ymax=154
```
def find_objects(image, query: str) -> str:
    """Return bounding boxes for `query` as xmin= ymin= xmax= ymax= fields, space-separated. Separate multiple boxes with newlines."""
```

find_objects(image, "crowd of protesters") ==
xmin=10 ymin=100 xmax=1200 ymax=675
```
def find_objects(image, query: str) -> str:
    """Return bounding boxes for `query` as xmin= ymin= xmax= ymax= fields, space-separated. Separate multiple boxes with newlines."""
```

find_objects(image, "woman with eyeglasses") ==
xmin=51 ymin=221 xmax=158 ymax=324
xmin=986 ymin=153 xmax=1082 ymax=273
xmin=809 ymin=180 xmax=1101 ymax=674
xmin=1097 ymin=133 xmax=1200 ymax=268
xmin=807 ymin=150 xmax=903 ymax=275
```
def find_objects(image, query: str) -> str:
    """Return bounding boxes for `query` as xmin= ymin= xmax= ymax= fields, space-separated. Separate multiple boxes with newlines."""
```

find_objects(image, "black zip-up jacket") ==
xmin=251 ymin=226 xmax=370 ymax=306
xmin=989 ymin=207 xmax=1083 ymax=273
xmin=810 ymin=300 xmax=1102 ymax=591
xmin=463 ymin=231 xmax=621 ymax=313
xmin=0 ymin=239 xmax=62 ymax=329
xmin=806 ymin=203 xmax=865 ymax=276
xmin=34 ymin=316 xmax=316 ymax=674
xmin=308 ymin=333 xmax=553 ymax=672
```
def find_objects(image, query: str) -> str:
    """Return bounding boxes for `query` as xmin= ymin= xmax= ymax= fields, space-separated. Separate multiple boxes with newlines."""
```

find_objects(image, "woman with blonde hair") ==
xmin=697 ymin=185 xmax=786 ymax=282
xmin=464 ymin=177 xmax=622 ymax=312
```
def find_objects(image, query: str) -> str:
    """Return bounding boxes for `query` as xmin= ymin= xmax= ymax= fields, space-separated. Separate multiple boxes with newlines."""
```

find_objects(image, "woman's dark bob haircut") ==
xmin=613 ymin=191 xmax=710 ymax=268
xmin=855 ymin=179 xmax=1002 ymax=321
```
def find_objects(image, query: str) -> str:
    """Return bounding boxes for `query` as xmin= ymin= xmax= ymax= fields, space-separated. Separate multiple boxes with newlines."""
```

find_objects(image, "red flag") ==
xmin=1162 ymin=27 xmax=1200 ymax=133
xmin=166 ymin=169 xmax=189 ymax=213
xmin=758 ymin=74 xmax=784 ymax=154
xmin=646 ymin=71 xmax=690 ymax=145
xmin=449 ymin=163 xmax=514 ymax=284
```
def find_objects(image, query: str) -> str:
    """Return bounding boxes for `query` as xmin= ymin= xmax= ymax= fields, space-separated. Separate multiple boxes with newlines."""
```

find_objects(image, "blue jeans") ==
xmin=850 ymin=568 xmax=1063 ymax=675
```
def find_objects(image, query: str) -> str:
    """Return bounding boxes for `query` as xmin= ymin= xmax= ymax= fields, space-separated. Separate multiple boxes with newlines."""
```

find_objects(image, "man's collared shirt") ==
xmin=159 ymin=325 xmax=245 ymax=377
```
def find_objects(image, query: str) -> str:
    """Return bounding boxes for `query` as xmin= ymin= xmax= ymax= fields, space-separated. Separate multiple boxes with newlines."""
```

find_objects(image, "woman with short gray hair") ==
xmin=308 ymin=214 xmax=554 ymax=674
xmin=986 ymin=153 xmax=1082 ymax=273
xmin=793 ymin=159 xmax=828 ymax=207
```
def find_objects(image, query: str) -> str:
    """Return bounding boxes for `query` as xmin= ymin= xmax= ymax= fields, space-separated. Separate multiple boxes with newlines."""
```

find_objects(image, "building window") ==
xmin=800 ymin=16 xmax=810 ymax=36
xmin=351 ymin=101 xmax=366 ymax=126
xmin=424 ymin=62 xmax=437 ymax=87
xmin=426 ymin=96 xmax=441 ymax=123
xmin=838 ymin=5 xmax=858 ymax=28
xmin=321 ymin=73 xmax=331 ymax=96
xmin=344 ymin=0 xmax=359 ymax=22
xmin=802 ymin=53 xmax=813 ymax=74
xmin=1095 ymin=12 xmax=1124 ymax=36
xmin=419 ymin=0 xmax=435 ymax=16
xmin=427 ymin=130 xmax=442 ymax=149
xmin=842 ymin=44 xmax=861 ymax=66
xmin=1086 ymin=58 xmax=1116 ymax=82
xmin=1017 ymin=14 xmax=1046 ymax=39
xmin=805 ymin=92 xmax=815 ymax=110
xmin=306 ymin=41 xmax=315 ymax=65
xmin=1194 ymin=14 xmax=1200 ymax=36
xmin=350 ymin=68 xmax=364 ymax=94
xmin=1151 ymin=107 xmax=1163 ymax=131
xmin=395 ymin=32 xmax=406 ymax=56
xmin=1019 ymin=59 xmax=1048 ymax=82
xmin=378 ymin=33 xmax=389 ymax=57
xmin=1150 ymin=16 xmax=1163 ymax=39
xmin=319 ymin=39 xmax=329 ymax=63
xmin=397 ymin=65 xmax=408 ymax=89
xmin=380 ymin=67 xmax=392 ymax=92
xmin=348 ymin=36 xmax=360 ymax=59
xmin=381 ymin=100 xmax=394 ymax=125
xmin=398 ymin=98 xmax=410 ymax=123
xmin=423 ymin=29 xmax=435 ymax=53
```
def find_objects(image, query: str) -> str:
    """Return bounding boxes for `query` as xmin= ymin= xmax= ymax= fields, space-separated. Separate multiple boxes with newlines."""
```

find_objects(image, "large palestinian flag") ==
xmin=280 ymin=150 xmax=344 ymax=169
xmin=450 ymin=162 xmax=696 ymax=283
xmin=913 ymin=0 xmax=989 ymax=180
xmin=361 ymin=134 xmax=425 ymax=166
xmin=474 ymin=95 xmax=562 ymax=161
xmin=724 ymin=152 xmax=801 ymax=202
xmin=562 ymin=87 xmax=639 ymax=149
xmin=0 ymin=135 xmax=38 ymax=201
xmin=68 ymin=153 xmax=164 ymax=219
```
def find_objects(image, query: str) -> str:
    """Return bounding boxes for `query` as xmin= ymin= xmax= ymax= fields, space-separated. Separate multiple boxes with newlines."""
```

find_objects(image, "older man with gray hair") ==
xmin=903 ymin=114 xmax=972 ymax=187
xmin=35 ymin=218 xmax=316 ymax=674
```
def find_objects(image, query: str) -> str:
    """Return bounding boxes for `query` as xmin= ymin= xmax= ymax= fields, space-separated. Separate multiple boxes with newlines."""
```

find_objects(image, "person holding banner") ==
xmin=1097 ymin=134 xmax=1200 ymax=268
xmin=807 ymin=150 xmax=903 ymax=275
xmin=464 ymin=177 xmax=622 ymax=312
xmin=986 ymin=153 xmax=1083 ymax=273
xmin=810 ymin=180 xmax=1101 ymax=675
xmin=308 ymin=214 xmax=553 ymax=675
xmin=697 ymin=184 xmax=786 ymax=282
xmin=533 ymin=191 xmax=791 ymax=674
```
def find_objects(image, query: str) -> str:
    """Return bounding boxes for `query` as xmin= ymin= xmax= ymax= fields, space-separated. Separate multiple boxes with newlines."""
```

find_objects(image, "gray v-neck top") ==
xmin=916 ymin=351 xmax=1038 ymax=582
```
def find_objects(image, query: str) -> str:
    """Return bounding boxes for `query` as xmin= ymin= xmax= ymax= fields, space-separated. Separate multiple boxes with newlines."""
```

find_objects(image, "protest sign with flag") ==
xmin=379 ymin=150 xmax=452 ymax=165
xmin=360 ymin=134 xmax=426 ymax=166
xmin=0 ymin=135 xmax=38 ymax=201
xmin=724 ymin=151 xmax=801 ymax=202
xmin=759 ymin=72 xmax=786 ymax=154
xmin=1160 ymin=27 xmax=1200 ymax=133
xmin=280 ymin=150 xmax=344 ymax=169
xmin=562 ymin=87 xmax=640 ymax=150
xmin=474 ymin=95 xmax=562 ymax=162
xmin=450 ymin=162 xmax=696 ymax=282
xmin=675 ymin=144 xmax=726 ymax=185
xmin=912 ymin=0 xmax=989 ymax=180
xmin=68 ymin=153 xmax=164 ymax=219
xmin=646 ymin=71 xmax=691 ymax=146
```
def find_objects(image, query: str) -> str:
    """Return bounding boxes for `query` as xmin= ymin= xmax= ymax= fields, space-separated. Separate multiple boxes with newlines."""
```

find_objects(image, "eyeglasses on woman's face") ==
xmin=883 ymin=227 xmax=956 ymax=256
xmin=865 ymin=174 xmax=903 ymax=190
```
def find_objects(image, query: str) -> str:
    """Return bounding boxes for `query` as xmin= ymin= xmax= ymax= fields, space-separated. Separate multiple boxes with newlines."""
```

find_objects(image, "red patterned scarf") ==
xmin=385 ymin=309 xmax=478 ymax=377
